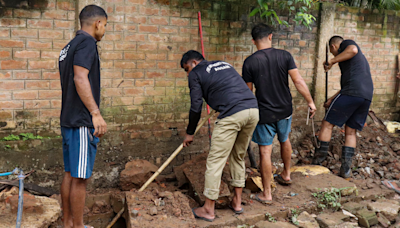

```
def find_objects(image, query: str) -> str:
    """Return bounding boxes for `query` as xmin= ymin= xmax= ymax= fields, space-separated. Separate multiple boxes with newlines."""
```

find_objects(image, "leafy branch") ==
xmin=249 ymin=0 xmax=316 ymax=30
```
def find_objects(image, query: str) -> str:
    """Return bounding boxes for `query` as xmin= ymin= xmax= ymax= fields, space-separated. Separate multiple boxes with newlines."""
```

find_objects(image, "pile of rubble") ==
xmin=294 ymin=119 xmax=400 ymax=181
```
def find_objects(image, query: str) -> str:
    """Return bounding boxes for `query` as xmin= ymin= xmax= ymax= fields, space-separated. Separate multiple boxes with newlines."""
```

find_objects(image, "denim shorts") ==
xmin=252 ymin=116 xmax=292 ymax=146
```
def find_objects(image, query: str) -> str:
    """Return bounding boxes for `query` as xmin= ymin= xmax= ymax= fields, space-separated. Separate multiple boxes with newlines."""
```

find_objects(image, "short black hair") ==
xmin=79 ymin=5 xmax=108 ymax=26
xmin=251 ymin=23 xmax=273 ymax=41
xmin=329 ymin=36 xmax=344 ymax=45
xmin=180 ymin=50 xmax=204 ymax=68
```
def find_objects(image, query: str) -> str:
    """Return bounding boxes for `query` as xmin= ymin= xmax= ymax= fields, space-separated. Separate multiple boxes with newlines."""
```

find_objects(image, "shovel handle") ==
xmin=139 ymin=109 xmax=216 ymax=192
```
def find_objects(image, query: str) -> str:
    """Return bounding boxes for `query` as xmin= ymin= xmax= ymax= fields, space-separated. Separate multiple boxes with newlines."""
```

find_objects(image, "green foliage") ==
xmin=249 ymin=0 xmax=316 ymax=30
xmin=290 ymin=209 xmax=300 ymax=225
xmin=340 ymin=0 xmax=400 ymax=10
xmin=265 ymin=213 xmax=277 ymax=223
xmin=1 ymin=133 xmax=44 ymax=141
xmin=4 ymin=145 xmax=11 ymax=149
xmin=312 ymin=187 xmax=346 ymax=210
xmin=1 ymin=134 xmax=20 ymax=141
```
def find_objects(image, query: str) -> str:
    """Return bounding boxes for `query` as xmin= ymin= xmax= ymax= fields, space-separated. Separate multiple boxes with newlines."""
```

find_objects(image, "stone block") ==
xmin=316 ymin=212 xmax=348 ymax=228
xmin=367 ymin=200 xmax=400 ymax=221
xmin=342 ymin=202 xmax=364 ymax=214
xmin=297 ymin=211 xmax=320 ymax=228
xmin=7 ymin=193 xmax=43 ymax=214
xmin=356 ymin=208 xmax=379 ymax=228
xmin=377 ymin=212 xmax=391 ymax=228
xmin=255 ymin=221 xmax=298 ymax=228
xmin=119 ymin=159 xmax=158 ymax=191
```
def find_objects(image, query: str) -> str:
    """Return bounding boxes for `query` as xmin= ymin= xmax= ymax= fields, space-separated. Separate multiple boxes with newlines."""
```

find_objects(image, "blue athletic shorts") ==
xmin=325 ymin=94 xmax=371 ymax=131
xmin=61 ymin=126 xmax=99 ymax=179
xmin=252 ymin=116 xmax=292 ymax=146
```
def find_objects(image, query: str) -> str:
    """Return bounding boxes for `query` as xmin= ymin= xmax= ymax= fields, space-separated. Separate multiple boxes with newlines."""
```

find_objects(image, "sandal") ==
xmin=228 ymin=204 xmax=244 ymax=214
xmin=250 ymin=194 xmax=272 ymax=205
xmin=192 ymin=208 xmax=214 ymax=222
xmin=274 ymin=174 xmax=292 ymax=185
xmin=381 ymin=180 xmax=400 ymax=194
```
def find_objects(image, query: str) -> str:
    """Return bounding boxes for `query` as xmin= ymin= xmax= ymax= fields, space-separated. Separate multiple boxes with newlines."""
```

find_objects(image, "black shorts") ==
xmin=325 ymin=94 xmax=371 ymax=131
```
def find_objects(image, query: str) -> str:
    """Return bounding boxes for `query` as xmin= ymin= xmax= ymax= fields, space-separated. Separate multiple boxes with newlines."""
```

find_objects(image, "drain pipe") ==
xmin=16 ymin=170 xmax=24 ymax=228
xmin=0 ymin=168 xmax=19 ymax=177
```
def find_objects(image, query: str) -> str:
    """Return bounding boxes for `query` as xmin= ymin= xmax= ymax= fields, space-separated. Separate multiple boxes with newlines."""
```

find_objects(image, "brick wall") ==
xmin=332 ymin=6 xmax=400 ymax=120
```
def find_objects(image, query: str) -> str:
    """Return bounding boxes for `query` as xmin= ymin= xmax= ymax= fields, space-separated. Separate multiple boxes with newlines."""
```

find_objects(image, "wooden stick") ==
xmin=106 ymin=208 xmax=124 ymax=228
xmin=139 ymin=109 xmax=216 ymax=192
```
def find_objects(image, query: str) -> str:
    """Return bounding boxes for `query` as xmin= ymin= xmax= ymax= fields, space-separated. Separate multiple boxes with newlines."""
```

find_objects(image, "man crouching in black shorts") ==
xmin=312 ymin=36 xmax=374 ymax=178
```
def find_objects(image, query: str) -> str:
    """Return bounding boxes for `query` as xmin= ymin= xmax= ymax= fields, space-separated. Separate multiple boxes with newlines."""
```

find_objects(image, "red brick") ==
xmin=123 ymin=88 xmax=144 ymax=96
xmin=150 ymin=17 xmax=169 ymax=25
xmin=114 ymin=61 xmax=136 ymax=69
xmin=101 ymin=52 xmax=122 ymax=60
xmin=116 ymin=5 xmax=137 ymax=14
xmin=167 ymin=53 xmax=182 ymax=61
xmin=115 ymin=42 xmax=136 ymax=50
xmin=39 ymin=90 xmax=61 ymax=99
xmin=124 ymin=34 xmax=145 ymax=41
xmin=0 ymin=91 xmax=11 ymax=100
xmin=0 ymin=81 xmax=24 ymax=90
xmin=53 ymin=40 xmax=69 ymax=49
xmin=40 ymin=109 xmax=60 ymax=118
xmin=140 ymin=6 xmax=159 ymax=15
xmin=138 ymin=43 xmax=157 ymax=51
xmin=126 ymin=15 xmax=147 ymax=24
xmin=57 ymin=1 xmax=75 ymax=10
xmin=51 ymin=100 xmax=62 ymax=108
xmin=136 ymin=61 xmax=156 ymax=69
xmin=171 ymin=18 xmax=189 ymax=26
xmin=68 ymin=11 xmax=75 ymax=20
xmin=157 ymin=62 xmax=177 ymax=69
xmin=102 ymin=71 xmax=122 ymax=79
xmin=0 ymin=71 xmax=11 ymax=79
xmin=15 ymin=50 xmax=40 ymax=59
xmin=124 ymin=71 xmax=144 ymax=78
xmin=42 ymin=10 xmax=68 ymax=20
xmin=0 ymin=29 xmax=9 ymax=37
xmin=0 ymin=19 xmax=26 ymax=27
xmin=147 ymin=71 xmax=165 ymax=78
xmin=135 ymin=79 xmax=154 ymax=87
xmin=42 ymin=71 xmax=59 ymax=79
xmin=108 ymin=15 xmax=124 ymax=23
xmin=160 ymin=27 xmax=178 ymax=34
xmin=103 ymin=88 xmax=122 ymax=97
xmin=27 ymin=19 xmax=53 ymax=29
xmin=149 ymin=34 xmax=168 ymax=42
xmin=54 ymin=20 xmax=74 ymax=29
xmin=24 ymin=100 xmax=51 ymax=109
xmin=0 ymin=101 xmax=23 ymax=109
xmin=139 ymin=25 xmax=158 ymax=33
xmin=155 ymin=79 xmax=174 ymax=86
xmin=0 ymin=40 xmax=24 ymax=48
xmin=126 ymin=0 xmax=147 ymax=4
xmin=13 ymin=9 xmax=41 ymax=18
xmin=41 ymin=51 xmax=60 ymax=59
xmin=1 ymin=60 xmax=26 ymax=70
xmin=161 ymin=9 xmax=180 ymax=17
xmin=146 ymin=53 xmax=166 ymax=60
xmin=27 ymin=41 xmax=52 ymax=49
xmin=29 ymin=60 xmax=56 ymax=70
xmin=124 ymin=53 xmax=145 ymax=60
xmin=145 ymin=87 xmax=165 ymax=96
xmin=26 ymin=80 xmax=50 ymax=89
xmin=13 ymin=90 xmax=38 ymax=99
xmin=39 ymin=30 xmax=63 ymax=39
xmin=11 ymin=29 xmax=38 ymax=38
xmin=0 ymin=110 xmax=12 ymax=118
xmin=0 ymin=50 xmax=10 ymax=59
xmin=14 ymin=72 xmax=40 ymax=79
xmin=115 ymin=24 xmax=136 ymax=31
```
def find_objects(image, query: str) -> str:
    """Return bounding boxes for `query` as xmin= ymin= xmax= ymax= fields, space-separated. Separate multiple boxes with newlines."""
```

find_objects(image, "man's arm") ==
xmin=183 ymin=73 xmax=203 ymax=147
xmin=246 ymin=82 xmax=253 ymax=91
xmin=324 ymin=45 xmax=358 ymax=72
xmin=324 ymin=90 xmax=341 ymax=108
xmin=289 ymin=69 xmax=316 ymax=118
xmin=74 ymin=65 xmax=107 ymax=137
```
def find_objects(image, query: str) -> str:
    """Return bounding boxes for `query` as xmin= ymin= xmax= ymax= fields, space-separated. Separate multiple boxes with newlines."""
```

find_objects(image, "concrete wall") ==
xmin=0 ymin=0 xmax=399 ymax=189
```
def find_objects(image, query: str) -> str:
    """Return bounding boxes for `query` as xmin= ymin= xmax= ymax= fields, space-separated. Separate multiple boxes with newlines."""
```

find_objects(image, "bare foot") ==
xmin=193 ymin=206 xmax=215 ymax=220
xmin=257 ymin=192 xmax=272 ymax=201
xmin=231 ymin=196 xmax=242 ymax=211
xmin=280 ymin=170 xmax=291 ymax=182
xmin=62 ymin=219 xmax=73 ymax=228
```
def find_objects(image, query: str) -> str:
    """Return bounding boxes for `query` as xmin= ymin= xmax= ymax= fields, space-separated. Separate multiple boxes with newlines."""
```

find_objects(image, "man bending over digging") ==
xmin=181 ymin=50 xmax=259 ymax=221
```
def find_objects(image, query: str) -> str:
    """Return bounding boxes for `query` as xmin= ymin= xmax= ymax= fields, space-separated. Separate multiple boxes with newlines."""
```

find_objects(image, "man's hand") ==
xmin=183 ymin=134 xmax=194 ymax=147
xmin=323 ymin=60 xmax=333 ymax=72
xmin=324 ymin=98 xmax=333 ymax=109
xmin=92 ymin=110 xmax=107 ymax=137
xmin=308 ymin=103 xmax=317 ymax=118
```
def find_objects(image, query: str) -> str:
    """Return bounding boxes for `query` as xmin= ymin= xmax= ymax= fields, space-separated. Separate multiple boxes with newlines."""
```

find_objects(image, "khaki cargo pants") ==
xmin=203 ymin=108 xmax=259 ymax=200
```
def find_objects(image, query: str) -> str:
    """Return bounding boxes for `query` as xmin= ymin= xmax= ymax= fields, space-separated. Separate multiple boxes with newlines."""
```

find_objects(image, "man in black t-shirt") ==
xmin=243 ymin=24 xmax=316 ymax=204
xmin=181 ymin=50 xmax=259 ymax=221
xmin=59 ymin=5 xmax=107 ymax=228
xmin=312 ymin=36 xmax=374 ymax=179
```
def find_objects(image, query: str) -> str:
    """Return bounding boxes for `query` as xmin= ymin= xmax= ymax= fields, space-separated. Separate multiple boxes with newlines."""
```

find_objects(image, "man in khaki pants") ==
xmin=180 ymin=50 xmax=259 ymax=222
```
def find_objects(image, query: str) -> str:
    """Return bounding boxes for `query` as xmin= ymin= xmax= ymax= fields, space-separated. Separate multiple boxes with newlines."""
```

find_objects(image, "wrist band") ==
xmin=90 ymin=109 xmax=99 ymax=115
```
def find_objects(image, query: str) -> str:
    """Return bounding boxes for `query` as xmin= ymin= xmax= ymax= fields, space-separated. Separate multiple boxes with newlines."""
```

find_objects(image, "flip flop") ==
xmin=228 ymin=204 xmax=244 ymax=214
xmin=250 ymin=194 xmax=272 ymax=205
xmin=192 ymin=208 xmax=214 ymax=222
xmin=381 ymin=180 xmax=400 ymax=194
xmin=274 ymin=174 xmax=292 ymax=185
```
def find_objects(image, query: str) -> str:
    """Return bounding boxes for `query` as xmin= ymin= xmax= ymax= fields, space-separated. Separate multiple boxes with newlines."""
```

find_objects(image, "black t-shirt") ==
xmin=338 ymin=40 xmax=374 ymax=101
xmin=243 ymin=48 xmax=297 ymax=124
xmin=59 ymin=30 xmax=100 ymax=128
xmin=189 ymin=60 xmax=258 ymax=119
